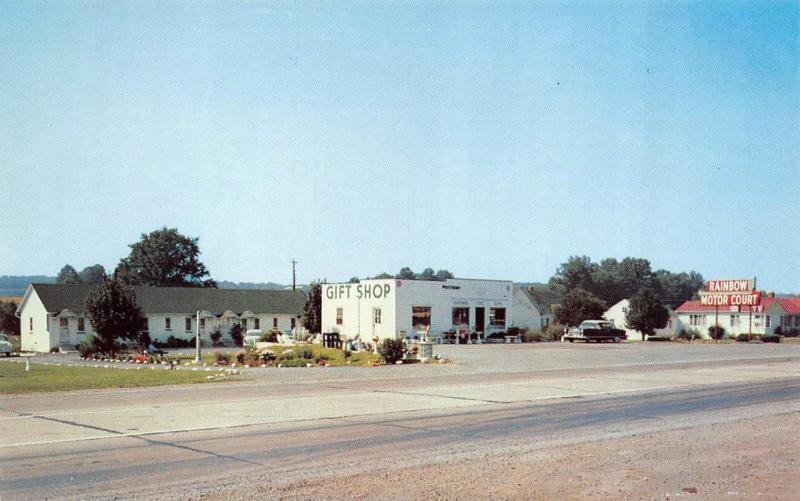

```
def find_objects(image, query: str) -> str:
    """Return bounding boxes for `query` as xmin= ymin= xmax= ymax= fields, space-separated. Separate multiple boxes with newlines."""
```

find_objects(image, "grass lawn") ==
xmin=0 ymin=361 xmax=221 ymax=394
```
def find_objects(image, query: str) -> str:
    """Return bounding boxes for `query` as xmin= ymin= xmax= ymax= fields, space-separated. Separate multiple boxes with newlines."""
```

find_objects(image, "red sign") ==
xmin=699 ymin=293 xmax=761 ymax=307
xmin=707 ymin=279 xmax=753 ymax=293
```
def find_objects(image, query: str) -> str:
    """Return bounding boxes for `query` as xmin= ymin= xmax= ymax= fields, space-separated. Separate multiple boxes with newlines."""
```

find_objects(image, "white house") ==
xmin=512 ymin=286 xmax=554 ymax=330
xmin=321 ymin=278 xmax=515 ymax=342
xmin=16 ymin=283 xmax=307 ymax=352
xmin=675 ymin=295 xmax=800 ymax=338
xmin=603 ymin=299 xmax=681 ymax=341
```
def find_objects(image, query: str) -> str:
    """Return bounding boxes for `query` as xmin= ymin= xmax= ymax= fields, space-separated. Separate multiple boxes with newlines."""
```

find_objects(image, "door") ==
xmin=474 ymin=308 xmax=485 ymax=332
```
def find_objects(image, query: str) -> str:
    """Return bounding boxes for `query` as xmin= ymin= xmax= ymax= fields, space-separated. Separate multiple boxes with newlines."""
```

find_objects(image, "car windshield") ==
xmin=0 ymin=334 xmax=8 ymax=341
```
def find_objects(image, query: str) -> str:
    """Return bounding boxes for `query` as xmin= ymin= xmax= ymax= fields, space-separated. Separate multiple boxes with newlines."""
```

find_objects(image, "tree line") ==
xmin=549 ymin=256 xmax=703 ymax=336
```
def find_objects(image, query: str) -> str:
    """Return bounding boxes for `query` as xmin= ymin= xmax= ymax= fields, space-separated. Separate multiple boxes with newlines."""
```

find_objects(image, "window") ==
xmin=29 ymin=317 xmax=33 ymax=331
xmin=765 ymin=315 xmax=771 ymax=328
xmin=78 ymin=317 xmax=85 ymax=332
xmin=185 ymin=317 xmax=192 ymax=332
xmin=336 ymin=308 xmax=343 ymax=325
xmin=452 ymin=307 xmax=469 ymax=326
xmin=781 ymin=316 xmax=792 ymax=327
xmin=622 ymin=307 xmax=628 ymax=314
xmin=412 ymin=306 xmax=431 ymax=331
xmin=273 ymin=317 xmax=278 ymax=328
xmin=667 ymin=319 xmax=672 ymax=329
xmin=690 ymin=314 xmax=706 ymax=327
xmin=200 ymin=318 xmax=206 ymax=329
xmin=291 ymin=318 xmax=296 ymax=329
xmin=242 ymin=319 xmax=248 ymax=330
xmin=165 ymin=317 xmax=171 ymax=330
xmin=796 ymin=316 xmax=800 ymax=327
xmin=373 ymin=308 xmax=382 ymax=324
xmin=60 ymin=317 xmax=68 ymax=329
xmin=730 ymin=315 xmax=740 ymax=328
xmin=254 ymin=318 xmax=260 ymax=329
xmin=489 ymin=308 xmax=506 ymax=327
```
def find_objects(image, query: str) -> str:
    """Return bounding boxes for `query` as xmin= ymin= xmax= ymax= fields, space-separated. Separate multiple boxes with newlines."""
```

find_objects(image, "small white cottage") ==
xmin=16 ymin=283 xmax=307 ymax=352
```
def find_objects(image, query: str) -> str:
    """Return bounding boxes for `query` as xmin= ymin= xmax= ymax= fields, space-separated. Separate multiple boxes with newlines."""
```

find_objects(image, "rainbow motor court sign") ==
xmin=699 ymin=278 xmax=760 ymax=307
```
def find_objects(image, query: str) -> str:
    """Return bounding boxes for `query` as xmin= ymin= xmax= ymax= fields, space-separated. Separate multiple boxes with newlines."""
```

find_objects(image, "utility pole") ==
xmin=291 ymin=259 xmax=298 ymax=291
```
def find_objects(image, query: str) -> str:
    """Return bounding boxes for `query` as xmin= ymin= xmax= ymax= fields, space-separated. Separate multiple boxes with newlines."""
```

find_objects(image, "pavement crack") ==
xmin=31 ymin=414 xmax=262 ymax=467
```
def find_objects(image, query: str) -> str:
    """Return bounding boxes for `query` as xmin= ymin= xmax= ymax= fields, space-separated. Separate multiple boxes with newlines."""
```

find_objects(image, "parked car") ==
xmin=244 ymin=329 xmax=263 ymax=348
xmin=564 ymin=320 xmax=627 ymax=343
xmin=0 ymin=332 xmax=13 ymax=356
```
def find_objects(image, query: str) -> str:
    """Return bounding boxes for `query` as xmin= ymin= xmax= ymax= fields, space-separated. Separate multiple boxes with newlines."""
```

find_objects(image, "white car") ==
xmin=0 ymin=332 xmax=12 ymax=356
xmin=243 ymin=329 xmax=263 ymax=348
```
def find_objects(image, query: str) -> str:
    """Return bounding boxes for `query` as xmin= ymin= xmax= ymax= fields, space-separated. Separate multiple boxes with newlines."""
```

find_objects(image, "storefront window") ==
xmin=373 ymin=308 xmax=382 ymax=324
xmin=489 ymin=308 xmax=506 ymax=327
xmin=452 ymin=307 xmax=469 ymax=326
xmin=412 ymin=306 xmax=431 ymax=331
xmin=336 ymin=308 xmax=343 ymax=325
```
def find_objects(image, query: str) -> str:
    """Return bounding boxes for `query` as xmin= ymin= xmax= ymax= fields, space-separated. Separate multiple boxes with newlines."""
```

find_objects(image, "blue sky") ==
xmin=1 ymin=1 xmax=798 ymax=291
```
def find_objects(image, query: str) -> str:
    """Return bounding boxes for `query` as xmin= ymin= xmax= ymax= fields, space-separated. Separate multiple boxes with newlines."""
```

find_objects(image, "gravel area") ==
xmin=253 ymin=412 xmax=800 ymax=500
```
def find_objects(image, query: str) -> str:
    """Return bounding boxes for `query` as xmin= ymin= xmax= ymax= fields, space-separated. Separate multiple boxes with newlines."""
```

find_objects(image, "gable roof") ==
xmin=25 ymin=284 xmax=306 ymax=316
xmin=675 ymin=297 xmax=800 ymax=315
xmin=514 ymin=285 xmax=560 ymax=316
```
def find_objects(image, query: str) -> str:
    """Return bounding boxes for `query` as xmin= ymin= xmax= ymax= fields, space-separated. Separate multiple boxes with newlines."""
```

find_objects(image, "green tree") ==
xmin=348 ymin=276 xmax=360 ymax=283
xmin=626 ymin=287 xmax=670 ymax=340
xmin=396 ymin=267 xmax=415 ymax=280
xmin=302 ymin=281 xmax=324 ymax=334
xmin=373 ymin=272 xmax=393 ymax=279
xmin=79 ymin=264 xmax=107 ymax=285
xmin=554 ymin=288 xmax=607 ymax=327
xmin=114 ymin=227 xmax=216 ymax=287
xmin=435 ymin=269 xmax=454 ymax=281
xmin=418 ymin=268 xmax=436 ymax=281
xmin=56 ymin=264 xmax=81 ymax=284
xmin=654 ymin=270 xmax=705 ymax=309
xmin=549 ymin=256 xmax=597 ymax=293
xmin=84 ymin=278 xmax=149 ymax=352
xmin=0 ymin=300 xmax=20 ymax=335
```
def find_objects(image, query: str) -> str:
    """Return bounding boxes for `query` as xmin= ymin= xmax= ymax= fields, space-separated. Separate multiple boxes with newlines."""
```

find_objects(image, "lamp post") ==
xmin=195 ymin=310 xmax=201 ymax=363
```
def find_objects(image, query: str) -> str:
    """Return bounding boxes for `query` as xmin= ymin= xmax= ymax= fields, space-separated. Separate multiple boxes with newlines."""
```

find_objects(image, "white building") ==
xmin=512 ymin=285 xmax=555 ymax=330
xmin=321 ymin=278 xmax=515 ymax=342
xmin=603 ymin=299 xmax=681 ymax=341
xmin=16 ymin=283 xmax=306 ymax=352
xmin=675 ymin=295 xmax=800 ymax=338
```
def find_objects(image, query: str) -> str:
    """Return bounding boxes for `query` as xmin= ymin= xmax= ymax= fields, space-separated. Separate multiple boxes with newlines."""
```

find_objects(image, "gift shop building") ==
xmin=321 ymin=278 xmax=515 ymax=342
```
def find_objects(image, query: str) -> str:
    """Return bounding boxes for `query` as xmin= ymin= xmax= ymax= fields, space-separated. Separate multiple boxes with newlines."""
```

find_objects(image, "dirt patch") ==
xmin=257 ymin=413 xmax=799 ymax=500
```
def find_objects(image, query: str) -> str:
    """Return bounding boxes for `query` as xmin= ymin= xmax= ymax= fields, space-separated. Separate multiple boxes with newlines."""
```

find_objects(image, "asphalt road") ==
xmin=1 ymin=344 xmax=799 ymax=499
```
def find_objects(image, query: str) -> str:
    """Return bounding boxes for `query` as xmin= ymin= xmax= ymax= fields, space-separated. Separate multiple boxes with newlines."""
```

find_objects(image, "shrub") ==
xmin=774 ymin=326 xmax=783 ymax=336
xmin=77 ymin=334 xmax=121 ymax=358
xmin=378 ymin=338 xmax=405 ymax=364
xmin=736 ymin=333 xmax=752 ymax=342
xmin=708 ymin=325 xmax=726 ymax=340
xmin=280 ymin=349 xmax=295 ymax=361
xmin=236 ymin=351 xmax=246 ymax=364
xmin=298 ymin=346 xmax=314 ymax=360
xmin=507 ymin=327 xmax=522 ymax=336
xmin=783 ymin=328 xmax=800 ymax=338
xmin=230 ymin=324 xmax=244 ymax=346
xmin=522 ymin=329 xmax=544 ymax=343
xmin=259 ymin=329 xmax=281 ymax=342
xmin=677 ymin=328 xmax=701 ymax=341
xmin=214 ymin=352 xmax=230 ymax=365
xmin=210 ymin=329 xmax=222 ymax=346
xmin=762 ymin=334 xmax=781 ymax=343
xmin=544 ymin=323 xmax=567 ymax=341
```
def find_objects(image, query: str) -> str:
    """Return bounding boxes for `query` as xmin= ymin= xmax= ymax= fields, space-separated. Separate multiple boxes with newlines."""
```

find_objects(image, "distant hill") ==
xmin=0 ymin=275 xmax=56 ymax=296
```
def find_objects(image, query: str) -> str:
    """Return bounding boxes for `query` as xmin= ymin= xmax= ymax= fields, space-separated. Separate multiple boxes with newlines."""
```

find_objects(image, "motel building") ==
xmin=674 ymin=279 xmax=800 ymax=337
xmin=321 ymin=278 xmax=526 ymax=343
xmin=16 ymin=283 xmax=307 ymax=352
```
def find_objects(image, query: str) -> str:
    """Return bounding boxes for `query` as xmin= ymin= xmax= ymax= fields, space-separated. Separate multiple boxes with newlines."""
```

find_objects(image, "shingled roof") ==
xmin=26 ymin=284 xmax=306 ymax=316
